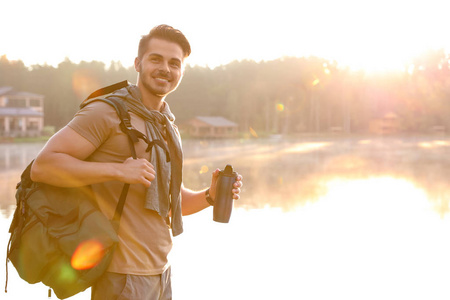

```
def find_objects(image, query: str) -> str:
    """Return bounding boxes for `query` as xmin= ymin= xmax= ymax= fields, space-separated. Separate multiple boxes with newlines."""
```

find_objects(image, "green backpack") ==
xmin=5 ymin=81 xmax=149 ymax=299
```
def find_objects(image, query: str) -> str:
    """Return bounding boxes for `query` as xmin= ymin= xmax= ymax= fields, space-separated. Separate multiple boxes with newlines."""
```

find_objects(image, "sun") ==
xmin=288 ymin=0 xmax=449 ymax=74
xmin=312 ymin=25 xmax=429 ymax=74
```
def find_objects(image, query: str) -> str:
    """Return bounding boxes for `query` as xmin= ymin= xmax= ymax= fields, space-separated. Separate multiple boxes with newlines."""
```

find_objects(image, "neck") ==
xmin=137 ymin=84 xmax=165 ymax=111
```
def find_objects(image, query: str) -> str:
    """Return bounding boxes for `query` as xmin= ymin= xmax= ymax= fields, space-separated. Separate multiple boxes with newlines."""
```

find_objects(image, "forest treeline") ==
xmin=1 ymin=49 xmax=450 ymax=136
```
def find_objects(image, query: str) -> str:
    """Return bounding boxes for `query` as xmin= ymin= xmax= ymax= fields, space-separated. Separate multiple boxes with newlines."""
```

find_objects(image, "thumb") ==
xmin=210 ymin=169 xmax=221 ymax=196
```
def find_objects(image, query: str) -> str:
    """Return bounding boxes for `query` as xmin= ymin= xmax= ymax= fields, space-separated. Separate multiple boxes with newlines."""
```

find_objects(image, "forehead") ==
xmin=144 ymin=38 xmax=185 ymax=61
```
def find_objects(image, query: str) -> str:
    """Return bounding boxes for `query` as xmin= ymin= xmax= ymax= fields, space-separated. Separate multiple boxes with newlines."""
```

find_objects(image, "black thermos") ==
xmin=213 ymin=165 xmax=237 ymax=223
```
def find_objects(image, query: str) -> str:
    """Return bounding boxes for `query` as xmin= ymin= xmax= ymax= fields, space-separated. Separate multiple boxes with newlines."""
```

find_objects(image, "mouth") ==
xmin=153 ymin=71 xmax=171 ymax=83
xmin=154 ymin=77 xmax=170 ymax=83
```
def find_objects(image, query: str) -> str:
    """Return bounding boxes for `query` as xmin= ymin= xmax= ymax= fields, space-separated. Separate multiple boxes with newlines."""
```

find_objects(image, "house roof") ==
xmin=0 ymin=107 xmax=43 ymax=117
xmin=194 ymin=116 xmax=238 ymax=127
xmin=0 ymin=86 xmax=44 ymax=98
xmin=0 ymin=87 xmax=13 ymax=95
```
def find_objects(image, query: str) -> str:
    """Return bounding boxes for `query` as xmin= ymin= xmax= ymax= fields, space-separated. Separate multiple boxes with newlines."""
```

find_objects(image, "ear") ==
xmin=134 ymin=57 xmax=141 ymax=72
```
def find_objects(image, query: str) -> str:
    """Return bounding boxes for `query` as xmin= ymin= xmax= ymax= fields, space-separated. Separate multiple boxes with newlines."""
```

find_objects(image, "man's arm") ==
xmin=31 ymin=126 xmax=155 ymax=187
xmin=181 ymin=169 xmax=243 ymax=216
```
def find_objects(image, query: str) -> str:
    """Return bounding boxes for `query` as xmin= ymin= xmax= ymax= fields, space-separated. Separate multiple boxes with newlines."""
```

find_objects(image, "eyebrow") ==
xmin=148 ymin=53 xmax=182 ymax=64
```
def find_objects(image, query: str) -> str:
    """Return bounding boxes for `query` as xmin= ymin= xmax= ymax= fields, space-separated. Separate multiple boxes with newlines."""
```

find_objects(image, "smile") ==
xmin=154 ymin=77 xmax=170 ymax=83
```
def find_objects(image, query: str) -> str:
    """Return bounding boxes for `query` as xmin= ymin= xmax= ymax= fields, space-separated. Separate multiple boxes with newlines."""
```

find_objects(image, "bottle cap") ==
xmin=222 ymin=164 xmax=236 ymax=176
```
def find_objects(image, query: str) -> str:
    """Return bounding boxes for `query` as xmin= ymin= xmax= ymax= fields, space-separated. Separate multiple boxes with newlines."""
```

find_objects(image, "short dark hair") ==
xmin=138 ymin=24 xmax=191 ymax=60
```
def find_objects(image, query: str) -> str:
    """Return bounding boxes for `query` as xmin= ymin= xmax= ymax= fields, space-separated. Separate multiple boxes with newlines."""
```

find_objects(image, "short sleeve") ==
xmin=68 ymin=101 xmax=120 ymax=148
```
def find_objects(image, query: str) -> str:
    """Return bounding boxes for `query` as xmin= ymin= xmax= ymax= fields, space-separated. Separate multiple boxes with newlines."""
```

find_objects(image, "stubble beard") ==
xmin=141 ymin=77 xmax=168 ymax=98
xmin=139 ymin=67 xmax=173 ymax=98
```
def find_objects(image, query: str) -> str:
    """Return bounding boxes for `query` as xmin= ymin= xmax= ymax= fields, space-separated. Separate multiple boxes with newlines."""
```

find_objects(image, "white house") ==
xmin=0 ymin=87 xmax=44 ymax=138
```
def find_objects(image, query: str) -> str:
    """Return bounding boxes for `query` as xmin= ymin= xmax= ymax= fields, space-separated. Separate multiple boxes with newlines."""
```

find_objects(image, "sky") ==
xmin=1 ymin=0 xmax=449 ymax=73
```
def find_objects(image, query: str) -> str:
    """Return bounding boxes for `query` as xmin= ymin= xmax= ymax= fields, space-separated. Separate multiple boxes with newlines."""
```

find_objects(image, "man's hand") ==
xmin=180 ymin=171 xmax=243 ymax=216
xmin=119 ymin=157 xmax=156 ymax=188
xmin=209 ymin=169 xmax=243 ymax=201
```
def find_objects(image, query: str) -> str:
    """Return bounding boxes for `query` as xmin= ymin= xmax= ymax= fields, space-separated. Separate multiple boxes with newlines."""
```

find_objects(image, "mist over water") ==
xmin=2 ymin=136 xmax=450 ymax=299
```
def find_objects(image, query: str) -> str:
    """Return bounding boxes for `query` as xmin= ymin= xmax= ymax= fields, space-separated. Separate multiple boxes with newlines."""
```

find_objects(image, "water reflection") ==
xmin=0 ymin=143 xmax=45 ymax=217
xmin=2 ymin=137 xmax=450 ymax=299
xmin=181 ymin=136 xmax=450 ymax=215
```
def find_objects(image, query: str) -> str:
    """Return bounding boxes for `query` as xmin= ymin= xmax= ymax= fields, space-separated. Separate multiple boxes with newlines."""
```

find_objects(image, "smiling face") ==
xmin=135 ymin=37 xmax=185 ymax=108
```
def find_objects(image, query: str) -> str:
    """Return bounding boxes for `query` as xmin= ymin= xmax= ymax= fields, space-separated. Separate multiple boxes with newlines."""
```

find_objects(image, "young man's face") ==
xmin=135 ymin=38 xmax=185 ymax=98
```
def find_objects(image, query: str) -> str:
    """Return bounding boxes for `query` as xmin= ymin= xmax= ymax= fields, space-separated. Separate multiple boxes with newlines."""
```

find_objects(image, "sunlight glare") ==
xmin=358 ymin=139 xmax=372 ymax=145
xmin=418 ymin=140 xmax=450 ymax=149
xmin=283 ymin=176 xmax=450 ymax=299
xmin=319 ymin=177 xmax=430 ymax=215
xmin=283 ymin=142 xmax=331 ymax=153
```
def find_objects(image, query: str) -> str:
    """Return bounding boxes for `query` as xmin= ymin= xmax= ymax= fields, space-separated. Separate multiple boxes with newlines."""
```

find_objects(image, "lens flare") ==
xmin=276 ymin=103 xmax=285 ymax=112
xmin=71 ymin=239 xmax=105 ymax=270
xmin=59 ymin=263 xmax=77 ymax=282
xmin=72 ymin=69 xmax=101 ymax=101
xmin=249 ymin=127 xmax=258 ymax=138
xmin=199 ymin=165 xmax=209 ymax=174
xmin=278 ymin=176 xmax=283 ymax=185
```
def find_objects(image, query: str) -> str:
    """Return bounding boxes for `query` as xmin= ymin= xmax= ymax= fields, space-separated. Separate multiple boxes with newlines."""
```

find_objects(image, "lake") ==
xmin=2 ymin=136 xmax=450 ymax=299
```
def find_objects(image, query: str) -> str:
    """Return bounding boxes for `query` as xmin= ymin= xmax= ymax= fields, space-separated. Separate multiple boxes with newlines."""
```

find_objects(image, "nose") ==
xmin=159 ymin=60 xmax=170 ymax=74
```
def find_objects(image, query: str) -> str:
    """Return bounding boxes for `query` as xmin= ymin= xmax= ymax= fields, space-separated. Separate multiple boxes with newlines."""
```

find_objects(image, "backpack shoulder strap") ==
xmin=95 ymin=98 xmax=149 ymax=230
xmin=80 ymin=81 xmax=150 ymax=232
xmin=97 ymin=97 xmax=149 ymax=158
xmin=85 ymin=80 xmax=129 ymax=101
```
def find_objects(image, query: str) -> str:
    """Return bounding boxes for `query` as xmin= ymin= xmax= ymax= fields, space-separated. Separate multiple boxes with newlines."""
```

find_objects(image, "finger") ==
xmin=140 ymin=160 xmax=155 ymax=174
xmin=147 ymin=167 xmax=156 ymax=176
xmin=142 ymin=180 xmax=152 ymax=188
xmin=139 ymin=158 xmax=153 ymax=168
xmin=145 ymin=170 xmax=156 ymax=181
xmin=141 ymin=173 xmax=154 ymax=187
xmin=134 ymin=173 xmax=151 ymax=187
xmin=212 ymin=168 xmax=220 ymax=178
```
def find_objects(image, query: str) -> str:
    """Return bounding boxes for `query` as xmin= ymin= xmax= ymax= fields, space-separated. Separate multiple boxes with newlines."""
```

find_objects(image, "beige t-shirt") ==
xmin=68 ymin=100 xmax=172 ymax=275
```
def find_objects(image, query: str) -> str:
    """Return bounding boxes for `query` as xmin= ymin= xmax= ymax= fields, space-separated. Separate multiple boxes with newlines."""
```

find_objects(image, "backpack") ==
xmin=5 ymin=81 xmax=149 ymax=299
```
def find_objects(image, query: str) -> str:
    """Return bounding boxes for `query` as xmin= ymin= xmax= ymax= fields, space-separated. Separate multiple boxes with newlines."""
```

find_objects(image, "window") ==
xmin=199 ymin=127 xmax=209 ymax=135
xmin=30 ymin=99 xmax=42 ymax=107
xmin=6 ymin=98 xmax=26 ymax=108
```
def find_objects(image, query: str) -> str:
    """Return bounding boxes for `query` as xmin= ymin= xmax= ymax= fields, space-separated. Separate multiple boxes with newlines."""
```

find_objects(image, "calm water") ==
xmin=2 ymin=136 xmax=450 ymax=299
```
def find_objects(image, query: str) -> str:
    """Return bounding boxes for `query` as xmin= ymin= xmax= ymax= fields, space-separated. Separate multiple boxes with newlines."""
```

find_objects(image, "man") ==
xmin=30 ymin=24 xmax=243 ymax=300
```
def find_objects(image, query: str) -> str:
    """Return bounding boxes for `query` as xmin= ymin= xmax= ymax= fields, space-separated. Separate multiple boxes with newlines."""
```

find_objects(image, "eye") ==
xmin=149 ymin=56 xmax=161 ymax=63
xmin=170 ymin=61 xmax=181 ymax=69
